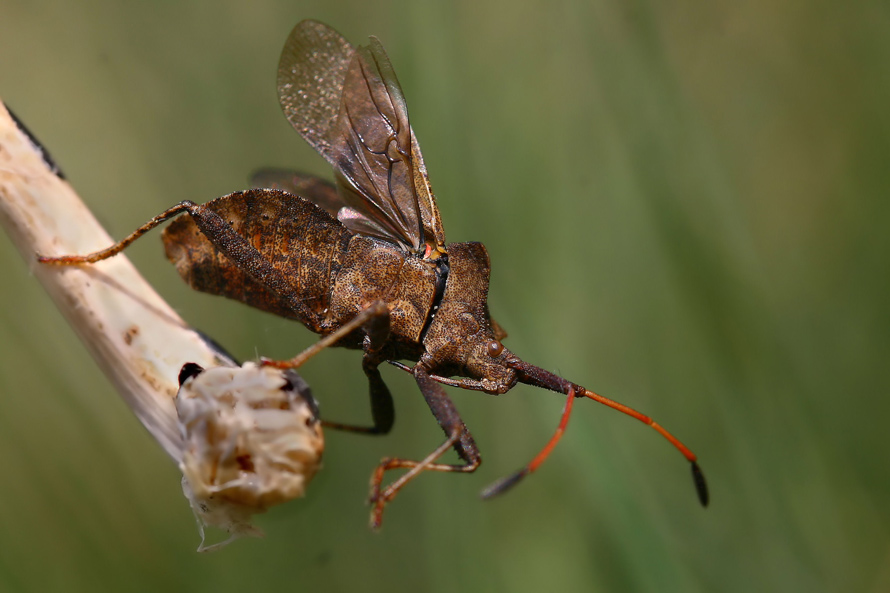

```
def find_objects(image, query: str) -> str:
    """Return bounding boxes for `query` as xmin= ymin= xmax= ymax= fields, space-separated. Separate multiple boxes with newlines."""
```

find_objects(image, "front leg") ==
xmin=368 ymin=366 xmax=482 ymax=530
xmin=322 ymin=303 xmax=395 ymax=435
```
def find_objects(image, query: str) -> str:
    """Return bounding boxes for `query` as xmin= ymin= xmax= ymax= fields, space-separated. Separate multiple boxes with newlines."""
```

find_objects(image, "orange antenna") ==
xmin=483 ymin=358 xmax=709 ymax=506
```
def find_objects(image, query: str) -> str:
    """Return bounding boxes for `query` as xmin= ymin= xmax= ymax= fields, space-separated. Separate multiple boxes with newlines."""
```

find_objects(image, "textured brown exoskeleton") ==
xmin=40 ymin=20 xmax=708 ymax=528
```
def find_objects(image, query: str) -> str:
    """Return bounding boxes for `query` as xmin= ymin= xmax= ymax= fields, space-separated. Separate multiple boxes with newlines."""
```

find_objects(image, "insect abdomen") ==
xmin=162 ymin=190 xmax=352 ymax=331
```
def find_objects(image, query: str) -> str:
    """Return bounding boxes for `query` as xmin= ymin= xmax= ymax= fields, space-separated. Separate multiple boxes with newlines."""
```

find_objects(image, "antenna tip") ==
xmin=480 ymin=468 xmax=528 ymax=500
xmin=691 ymin=461 xmax=709 ymax=507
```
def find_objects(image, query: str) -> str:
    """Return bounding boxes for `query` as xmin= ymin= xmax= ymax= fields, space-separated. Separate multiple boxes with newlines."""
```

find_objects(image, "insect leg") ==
xmin=315 ymin=354 xmax=400 ymax=437
xmin=387 ymin=361 xmax=494 ymax=392
xmin=37 ymin=201 xmax=199 ymax=264
xmin=263 ymin=301 xmax=396 ymax=435
xmin=38 ymin=198 xmax=320 ymax=322
xmin=319 ymin=353 xmax=396 ymax=435
xmin=367 ymin=367 xmax=481 ymax=530
xmin=319 ymin=302 xmax=396 ymax=435
xmin=262 ymin=301 xmax=388 ymax=369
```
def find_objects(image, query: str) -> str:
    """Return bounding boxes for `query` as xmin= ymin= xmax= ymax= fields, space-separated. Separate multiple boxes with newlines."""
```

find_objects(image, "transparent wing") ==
xmin=277 ymin=21 xmax=352 ymax=161
xmin=276 ymin=20 xmax=446 ymax=255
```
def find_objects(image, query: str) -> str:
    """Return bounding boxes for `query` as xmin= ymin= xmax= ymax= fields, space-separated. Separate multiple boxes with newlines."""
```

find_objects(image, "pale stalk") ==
xmin=0 ymin=101 xmax=323 ymax=550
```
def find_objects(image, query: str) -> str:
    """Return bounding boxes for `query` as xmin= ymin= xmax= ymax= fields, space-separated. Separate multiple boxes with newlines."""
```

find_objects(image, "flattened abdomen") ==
xmin=162 ymin=189 xmax=352 ymax=331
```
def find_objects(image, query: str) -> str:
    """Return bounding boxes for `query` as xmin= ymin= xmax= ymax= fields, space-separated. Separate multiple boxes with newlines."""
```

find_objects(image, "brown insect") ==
xmin=40 ymin=20 xmax=708 ymax=528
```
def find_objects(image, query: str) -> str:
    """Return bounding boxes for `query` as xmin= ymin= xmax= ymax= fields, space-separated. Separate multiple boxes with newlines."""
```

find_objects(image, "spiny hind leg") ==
xmin=368 ymin=367 xmax=481 ymax=530
xmin=40 ymin=195 xmax=319 ymax=323
xmin=37 ymin=201 xmax=199 ymax=264
xmin=263 ymin=301 xmax=395 ymax=435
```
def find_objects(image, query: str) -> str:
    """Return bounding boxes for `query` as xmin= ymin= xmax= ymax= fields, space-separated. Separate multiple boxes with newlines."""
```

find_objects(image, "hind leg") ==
xmin=38 ymin=201 xmax=198 ymax=264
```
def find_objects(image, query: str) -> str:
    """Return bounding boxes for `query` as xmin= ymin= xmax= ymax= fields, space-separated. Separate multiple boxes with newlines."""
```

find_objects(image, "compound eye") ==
xmin=487 ymin=340 xmax=504 ymax=357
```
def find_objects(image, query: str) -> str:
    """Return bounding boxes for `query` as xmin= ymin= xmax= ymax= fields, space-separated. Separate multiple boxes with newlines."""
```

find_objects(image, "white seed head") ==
xmin=176 ymin=363 xmax=323 ymax=551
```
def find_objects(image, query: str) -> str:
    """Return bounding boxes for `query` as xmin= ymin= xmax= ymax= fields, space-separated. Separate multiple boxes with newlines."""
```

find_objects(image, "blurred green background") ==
xmin=1 ymin=0 xmax=888 ymax=591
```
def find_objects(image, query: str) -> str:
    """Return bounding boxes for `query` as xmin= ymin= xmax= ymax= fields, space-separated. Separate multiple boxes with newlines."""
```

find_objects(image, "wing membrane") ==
xmin=277 ymin=20 xmax=352 ymax=159
xmin=250 ymin=168 xmax=342 ymax=218
xmin=330 ymin=39 xmax=421 ymax=250
xmin=276 ymin=20 xmax=446 ymax=255
xmin=250 ymin=168 xmax=397 ymax=239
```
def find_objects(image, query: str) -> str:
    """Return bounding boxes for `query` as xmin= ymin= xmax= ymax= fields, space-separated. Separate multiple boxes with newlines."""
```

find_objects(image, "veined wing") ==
xmin=276 ymin=20 xmax=446 ymax=256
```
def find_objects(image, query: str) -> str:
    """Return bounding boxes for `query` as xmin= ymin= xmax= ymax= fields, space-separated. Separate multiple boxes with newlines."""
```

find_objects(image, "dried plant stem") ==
xmin=0 ymin=100 xmax=241 ymax=460
xmin=0 ymin=102 xmax=325 ymax=550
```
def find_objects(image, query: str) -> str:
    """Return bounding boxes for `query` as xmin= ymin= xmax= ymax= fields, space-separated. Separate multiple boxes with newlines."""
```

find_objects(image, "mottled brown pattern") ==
xmin=327 ymin=235 xmax=437 ymax=344
xmin=39 ymin=20 xmax=707 ymax=528
xmin=421 ymin=242 xmax=494 ymax=375
xmin=162 ymin=190 xmax=351 ymax=332
xmin=385 ymin=255 xmax=438 ymax=343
